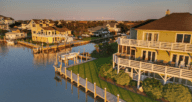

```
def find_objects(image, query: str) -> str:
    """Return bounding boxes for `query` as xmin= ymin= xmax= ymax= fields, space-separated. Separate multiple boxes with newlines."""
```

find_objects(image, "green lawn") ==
xmin=82 ymin=37 xmax=102 ymax=41
xmin=68 ymin=56 xmax=157 ymax=102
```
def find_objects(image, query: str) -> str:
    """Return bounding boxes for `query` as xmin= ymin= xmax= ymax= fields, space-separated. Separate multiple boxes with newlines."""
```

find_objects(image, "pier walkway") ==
xmin=54 ymin=59 xmax=125 ymax=102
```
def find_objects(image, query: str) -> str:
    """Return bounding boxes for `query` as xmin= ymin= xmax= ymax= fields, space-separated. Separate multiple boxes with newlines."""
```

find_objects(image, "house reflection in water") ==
xmin=33 ymin=47 xmax=72 ymax=66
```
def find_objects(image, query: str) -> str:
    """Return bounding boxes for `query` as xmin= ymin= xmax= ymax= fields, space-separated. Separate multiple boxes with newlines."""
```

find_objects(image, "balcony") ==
xmin=113 ymin=53 xmax=192 ymax=81
xmin=34 ymin=34 xmax=68 ymax=37
xmin=117 ymin=37 xmax=192 ymax=53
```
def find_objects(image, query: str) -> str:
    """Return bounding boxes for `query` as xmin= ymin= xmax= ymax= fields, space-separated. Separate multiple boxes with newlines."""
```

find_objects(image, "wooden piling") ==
xmin=77 ymin=74 xmax=79 ymax=87
xmin=117 ymin=94 xmax=119 ymax=102
xmin=104 ymin=88 xmax=107 ymax=102
xmin=71 ymin=70 xmax=73 ymax=83
xmin=85 ymin=78 xmax=88 ymax=92
xmin=65 ymin=67 xmax=67 ymax=78
xmin=94 ymin=82 xmax=97 ymax=99
xmin=86 ymin=53 xmax=87 ymax=61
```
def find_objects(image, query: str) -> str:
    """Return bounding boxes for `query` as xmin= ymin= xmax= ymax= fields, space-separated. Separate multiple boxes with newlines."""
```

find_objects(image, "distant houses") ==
xmin=0 ymin=15 xmax=15 ymax=30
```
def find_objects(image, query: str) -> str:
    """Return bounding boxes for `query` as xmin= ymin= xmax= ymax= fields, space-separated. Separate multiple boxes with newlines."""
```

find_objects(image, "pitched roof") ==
xmin=41 ymin=26 xmax=71 ymax=32
xmin=41 ymin=26 xmax=55 ymax=30
xmin=55 ymin=27 xmax=71 ymax=32
xmin=136 ymin=13 xmax=192 ymax=31
xmin=4 ymin=17 xmax=14 ymax=20
xmin=132 ymin=19 xmax=157 ymax=28
xmin=31 ymin=19 xmax=55 ymax=24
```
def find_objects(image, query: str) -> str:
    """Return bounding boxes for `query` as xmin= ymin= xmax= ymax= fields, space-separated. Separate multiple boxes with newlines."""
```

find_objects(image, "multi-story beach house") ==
xmin=30 ymin=19 xmax=72 ymax=43
xmin=113 ymin=11 xmax=192 ymax=89
xmin=0 ymin=15 xmax=15 ymax=30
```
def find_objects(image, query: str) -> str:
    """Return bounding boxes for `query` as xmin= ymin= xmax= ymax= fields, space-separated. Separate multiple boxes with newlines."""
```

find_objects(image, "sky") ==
xmin=0 ymin=0 xmax=191 ymax=21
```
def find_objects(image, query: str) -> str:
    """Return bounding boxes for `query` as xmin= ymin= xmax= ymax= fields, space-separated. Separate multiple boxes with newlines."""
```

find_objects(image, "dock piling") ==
xmin=71 ymin=70 xmax=73 ymax=83
xmin=77 ymin=74 xmax=79 ymax=87
xmin=85 ymin=78 xmax=88 ymax=92
xmin=94 ymin=82 xmax=97 ymax=99
xmin=117 ymin=94 xmax=119 ymax=102
xmin=65 ymin=67 xmax=67 ymax=78
xmin=104 ymin=88 xmax=107 ymax=102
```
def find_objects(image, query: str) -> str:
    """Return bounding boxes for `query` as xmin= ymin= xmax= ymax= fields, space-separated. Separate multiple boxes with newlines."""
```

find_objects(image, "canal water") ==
xmin=0 ymin=42 xmax=101 ymax=102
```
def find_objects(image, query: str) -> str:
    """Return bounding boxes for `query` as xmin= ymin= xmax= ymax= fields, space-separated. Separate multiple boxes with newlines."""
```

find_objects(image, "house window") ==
xmin=142 ymin=50 xmax=156 ymax=62
xmin=144 ymin=33 xmax=159 ymax=41
xmin=33 ymin=31 xmax=36 ymax=34
xmin=40 ymin=24 xmax=42 ymax=27
xmin=171 ymin=54 xmax=190 ymax=67
xmin=32 ymin=24 xmax=36 ymax=27
xmin=21 ymin=34 xmax=23 ymax=36
xmin=176 ymin=34 xmax=191 ymax=43
xmin=46 ymin=24 xmax=49 ymax=27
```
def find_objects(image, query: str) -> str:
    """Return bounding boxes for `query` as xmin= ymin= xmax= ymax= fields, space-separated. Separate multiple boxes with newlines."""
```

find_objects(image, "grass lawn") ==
xmin=82 ymin=37 xmax=102 ymax=41
xmin=68 ymin=56 xmax=157 ymax=102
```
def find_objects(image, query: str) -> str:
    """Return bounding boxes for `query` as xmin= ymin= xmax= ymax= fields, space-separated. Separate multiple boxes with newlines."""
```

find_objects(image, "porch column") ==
xmin=137 ymin=62 xmax=142 ymax=89
xmin=164 ymin=66 xmax=167 ymax=85
xmin=117 ymin=64 xmax=120 ymax=74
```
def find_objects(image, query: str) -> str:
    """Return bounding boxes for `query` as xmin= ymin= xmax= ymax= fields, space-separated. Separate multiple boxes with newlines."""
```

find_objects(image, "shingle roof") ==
xmin=41 ymin=26 xmax=71 ymax=32
xmin=136 ymin=13 xmax=192 ymax=31
xmin=55 ymin=27 xmax=71 ymax=32
xmin=41 ymin=26 xmax=55 ymax=30
xmin=4 ymin=17 xmax=14 ymax=20
xmin=132 ymin=19 xmax=157 ymax=28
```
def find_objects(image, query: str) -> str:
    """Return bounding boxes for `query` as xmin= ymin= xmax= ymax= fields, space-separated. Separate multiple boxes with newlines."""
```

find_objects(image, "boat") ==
xmin=60 ymin=52 xmax=80 ymax=60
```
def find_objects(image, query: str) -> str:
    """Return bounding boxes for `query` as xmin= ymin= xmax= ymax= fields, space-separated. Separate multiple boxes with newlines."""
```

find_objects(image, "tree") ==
xmin=163 ymin=83 xmax=191 ymax=102
xmin=142 ymin=78 xmax=163 ymax=100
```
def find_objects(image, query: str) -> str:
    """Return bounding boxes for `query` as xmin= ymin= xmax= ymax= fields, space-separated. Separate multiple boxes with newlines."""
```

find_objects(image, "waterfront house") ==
xmin=5 ymin=28 xmax=27 ymax=40
xmin=103 ymin=22 xmax=121 ymax=33
xmin=88 ymin=26 xmax=110 ymax=37
xmin=113 ymin=11 xmax=192 ymax=89
xmin=32 ymin=24 xmax=72 ymax=43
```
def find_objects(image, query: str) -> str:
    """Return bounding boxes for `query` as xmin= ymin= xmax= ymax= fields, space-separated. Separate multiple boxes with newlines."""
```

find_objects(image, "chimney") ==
xmin=166 ymin=9 xmax=170 ymax=16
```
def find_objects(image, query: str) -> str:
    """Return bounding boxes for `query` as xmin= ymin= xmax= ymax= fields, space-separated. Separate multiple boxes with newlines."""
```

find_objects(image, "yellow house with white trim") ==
xmin=113 ymin=11 xmax=192 ymax=88
xmin=31 ymin=19 xmax=72 ymax=43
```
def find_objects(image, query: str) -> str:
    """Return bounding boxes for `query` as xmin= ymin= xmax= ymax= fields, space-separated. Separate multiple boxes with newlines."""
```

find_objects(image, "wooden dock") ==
xmin=53 ymin=63 xmax=125 ymax=102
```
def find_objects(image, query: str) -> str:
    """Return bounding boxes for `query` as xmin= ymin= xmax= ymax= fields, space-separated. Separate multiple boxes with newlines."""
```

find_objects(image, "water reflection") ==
xmin=33 ymin=47 xmax=72 ymax=66
xmin=54 ymin=72 xmax=104 ymax=102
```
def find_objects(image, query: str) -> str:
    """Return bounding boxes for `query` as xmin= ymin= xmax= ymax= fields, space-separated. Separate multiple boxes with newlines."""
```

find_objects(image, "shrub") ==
xmin=163 ymin=83 xmax=192 ymax=102
xmin=130 ymin=80 xmax=137 ymax=87
xmin=115 ymin=71 xmax=131 ymax=86
xmin=142 ymin=78 xmax=163 ymax=100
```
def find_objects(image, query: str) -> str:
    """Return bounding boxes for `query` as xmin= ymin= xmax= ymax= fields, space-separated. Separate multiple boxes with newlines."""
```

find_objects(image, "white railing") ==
xmin=113 ymin=53 xmax=192 ymax=80
xmin=118 ymin=37 xmax=192 ymax=52
xmin=34 ymin=34 xmax=68 ymax=37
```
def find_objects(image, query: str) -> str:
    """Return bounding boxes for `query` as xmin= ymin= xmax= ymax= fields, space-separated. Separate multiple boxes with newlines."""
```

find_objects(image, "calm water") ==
xmin=0 ymin=43 xmax=99 ymax=102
